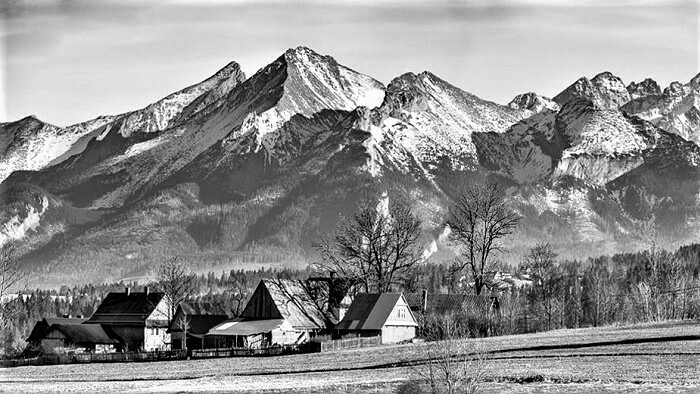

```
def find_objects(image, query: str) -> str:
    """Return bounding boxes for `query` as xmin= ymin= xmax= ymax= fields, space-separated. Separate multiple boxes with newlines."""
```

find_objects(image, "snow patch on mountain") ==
xmin=0 ymin=196 xmax=48 ymax=247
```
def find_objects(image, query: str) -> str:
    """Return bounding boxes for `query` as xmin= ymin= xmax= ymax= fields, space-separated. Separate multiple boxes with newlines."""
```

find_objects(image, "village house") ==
xmin=335 ymin=293 xmax=418 ymax=344
xmin=204 ymin=279 xmax=342 ymax=348
xmin=86 ymin=287 xmax=171 ymax=351
xmin=168 ymin=302 xmax=229 ymax=351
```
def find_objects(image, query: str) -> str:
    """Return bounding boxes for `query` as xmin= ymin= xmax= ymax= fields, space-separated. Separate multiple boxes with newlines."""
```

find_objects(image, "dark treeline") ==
xmin=471 ymin=243 xmax=700 ymax=337
xmin=3 ymin=244 xmax=699 ymax=357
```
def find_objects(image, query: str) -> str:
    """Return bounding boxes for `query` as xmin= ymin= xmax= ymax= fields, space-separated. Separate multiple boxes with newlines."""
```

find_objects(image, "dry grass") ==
xmin=2 ymin=320 xmax=699 ymax=393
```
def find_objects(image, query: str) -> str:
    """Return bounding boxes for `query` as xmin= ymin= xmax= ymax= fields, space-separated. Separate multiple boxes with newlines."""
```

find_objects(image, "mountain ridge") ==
xmin=1 ymin=47 xmax=699 ymax=286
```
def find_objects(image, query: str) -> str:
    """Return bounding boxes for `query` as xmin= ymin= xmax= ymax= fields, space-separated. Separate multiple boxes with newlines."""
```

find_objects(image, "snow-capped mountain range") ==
xmin=1 ymin=47 xmax=698 ymax=286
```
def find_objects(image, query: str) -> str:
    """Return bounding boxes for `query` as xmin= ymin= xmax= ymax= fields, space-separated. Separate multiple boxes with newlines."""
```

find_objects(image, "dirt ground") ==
xmin=2 ymin=320 xmax=699 ymax=393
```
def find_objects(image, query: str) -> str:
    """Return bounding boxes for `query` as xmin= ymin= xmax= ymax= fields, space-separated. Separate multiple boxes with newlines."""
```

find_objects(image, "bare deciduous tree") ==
xmin=314 ymin=194 xmax=423 ymax=293
xmin=447 ymin=182 xmax=521 ymax=295
xmin=524 ymin=243 xmax=560 ymax=331
xmin=0 ymin=244 xmax=23 ymax=322
xmin=154 ymin=256 xmax=196 ymax=325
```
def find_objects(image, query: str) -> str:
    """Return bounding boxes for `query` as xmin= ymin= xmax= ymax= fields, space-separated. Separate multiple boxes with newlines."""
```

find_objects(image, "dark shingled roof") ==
xmin=336 ymin=293 xmax=415 ymax=331
xmin=169 ymin=302 xmax=230 ymax=334
xmin=87 ymin=291 xmax=165 ymax=326
xmin=172 ymin=315 xmax=230 ymax=337
xmin=207 ymin=318 xmax=285 ymax=336
xmin=404 ymin=293 xmax=494 ymax=315
xmin=178 ymin=302 xmax=228 ymax=316
xmin=48 ymin=324 xmax=119 ymax=345
xmin=27 ymin=317 xmax=87 ymax=343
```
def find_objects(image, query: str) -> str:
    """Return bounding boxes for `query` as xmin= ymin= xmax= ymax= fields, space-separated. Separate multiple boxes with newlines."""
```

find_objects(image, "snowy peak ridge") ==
xmin=278 ymin=46 xmax=385 ymax=115
xmin=508 ymin=92 xmax=560 ymax=114
xmin=627 ymin=78 xmax=661 ymax=100
xmin=99 ymin=60 xmax=246 ymax=138
xmin=622 ymin=73 xmax=700 ymax=146
xmin=554 ymin=72 xmax=630 ymax=110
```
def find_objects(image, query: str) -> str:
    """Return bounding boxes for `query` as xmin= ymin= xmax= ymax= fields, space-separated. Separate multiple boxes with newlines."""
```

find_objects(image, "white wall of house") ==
xmin=143 ymin=326 xmax=170 ymax=351
xmin=380 ymin=295 xmax=418 ymax=344
xmin=381 ymin=325 xmax=416 ymax=344
xmin=143 ymin=298 xmax=171 ymax=351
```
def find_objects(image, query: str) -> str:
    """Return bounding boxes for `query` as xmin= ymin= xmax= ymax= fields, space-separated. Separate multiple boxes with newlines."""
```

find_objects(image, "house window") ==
xmin=398 ymin=308 xmax=406 ymax=319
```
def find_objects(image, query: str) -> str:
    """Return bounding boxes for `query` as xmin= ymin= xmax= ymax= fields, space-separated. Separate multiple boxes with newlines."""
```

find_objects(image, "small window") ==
xmin=398 ymin=308 xmax=406 ymax=319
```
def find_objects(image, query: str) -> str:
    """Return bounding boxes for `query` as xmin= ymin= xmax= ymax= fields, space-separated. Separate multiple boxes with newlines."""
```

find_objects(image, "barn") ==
xmin=335 ymin=293 xmax=418 ymax=344
xmin=204 ymin=279 xmax=341 ymax=348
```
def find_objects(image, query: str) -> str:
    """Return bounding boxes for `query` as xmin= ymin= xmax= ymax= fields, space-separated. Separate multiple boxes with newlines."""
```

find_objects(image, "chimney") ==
xmin=126 ymin=287 xmax=131 ymax=296
xmin=421 ymin=289 xmax=428 ymax=313
xmin=144 ymin=286 xmax=150 ymax=295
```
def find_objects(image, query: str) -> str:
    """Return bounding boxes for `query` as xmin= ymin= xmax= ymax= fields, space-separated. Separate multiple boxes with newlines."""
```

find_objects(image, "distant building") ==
xmin=404 ymin=291 xmax=498 ymax=316
xmin=204 ymin=279 xmax=342 ymax=348
xmin=86 ymin=287 xmax=171 ymax=351
xmin=168 ymin=302 xmax=229 ymax=351
xmin=335 ymin=293 xmax=418 ymax=344
xmin=39 ymin=324 xmax=119 ymax=355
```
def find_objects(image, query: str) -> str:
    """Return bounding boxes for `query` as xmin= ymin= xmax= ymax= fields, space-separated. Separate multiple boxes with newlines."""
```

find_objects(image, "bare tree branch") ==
xmin=313 ymin=193 xmax=424 ymax=293
xmin=446 ymin=181 xmax=521 ymax=295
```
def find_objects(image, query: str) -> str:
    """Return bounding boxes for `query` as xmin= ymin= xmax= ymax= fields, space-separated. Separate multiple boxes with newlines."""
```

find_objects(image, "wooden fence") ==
xmin=319 ymin=336 xmax=381 ymax=352
xmin=1 ymin=350 xmax=186 ymax=368
xmin=190 ymin=345 xmax=300 ymax=358
xmin=1 ymin=345 xmax=307 ymax=368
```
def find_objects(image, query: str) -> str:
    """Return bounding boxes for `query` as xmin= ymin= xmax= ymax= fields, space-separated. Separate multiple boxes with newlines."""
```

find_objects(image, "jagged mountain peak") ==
xmin=663 ymin=81 xmax=686 ymax=97
xmin=591 ymin=71 xmax=622 ymax=83
xmin=508 ymin=92 xmax=560 ymax=114
xmin=627 ymin=78 xmax=661 ymax=100
xmin=689 ymin=72 xmax=700 ymax=88
xmin=554 ymin=71 xmax=630 ymax=110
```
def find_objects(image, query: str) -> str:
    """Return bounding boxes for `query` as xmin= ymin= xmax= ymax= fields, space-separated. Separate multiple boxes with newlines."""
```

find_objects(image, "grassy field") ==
xmin=2 ymin=320 xmax=699 ymax=393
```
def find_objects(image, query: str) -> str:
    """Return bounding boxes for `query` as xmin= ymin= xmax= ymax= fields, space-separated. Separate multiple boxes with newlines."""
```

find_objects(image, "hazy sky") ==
xmin=1 ymin=0 xmax=698 ymax=126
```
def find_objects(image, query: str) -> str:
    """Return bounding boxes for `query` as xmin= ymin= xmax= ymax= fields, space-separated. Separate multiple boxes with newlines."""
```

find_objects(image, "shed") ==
xmin=27 ymin=317 xmax=87 ymax=346
xmin=169 ymin=302 xmax=229 ymax=350
xmin=40 ymin=324 xmax=119 ymax=354
xmin=335 ymin=293 xmax=417 ymax=344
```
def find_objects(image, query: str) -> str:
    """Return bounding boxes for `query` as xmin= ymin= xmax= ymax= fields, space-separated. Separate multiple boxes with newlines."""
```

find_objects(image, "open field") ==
xmin=2 ymin=320 xmax=699 ymax=393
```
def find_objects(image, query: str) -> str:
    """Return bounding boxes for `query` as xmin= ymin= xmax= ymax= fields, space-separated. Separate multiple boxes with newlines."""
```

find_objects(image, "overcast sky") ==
xmin=1 ymin=0 xmax=698 ymax=126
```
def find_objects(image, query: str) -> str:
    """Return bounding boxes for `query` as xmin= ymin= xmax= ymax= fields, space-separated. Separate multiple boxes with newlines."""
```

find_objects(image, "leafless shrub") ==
xmin=408 ymin=313 xmax=488 ymax=394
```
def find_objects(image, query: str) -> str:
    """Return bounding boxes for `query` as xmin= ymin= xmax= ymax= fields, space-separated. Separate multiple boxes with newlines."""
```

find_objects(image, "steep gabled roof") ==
xmin=49 ymin=324 xmax=119 ymax=345
xmin=87 ymin=291 xmax=165 ymax=326
xmin=336 ymin=293 xmax=416 ymax=331
xmin=404 ymin=293 xmax=494 ymax=315
xmin=27 ymin=317 xmax=87 ymax=343
xmin=242 ymin=279 xmax=335 ymax=331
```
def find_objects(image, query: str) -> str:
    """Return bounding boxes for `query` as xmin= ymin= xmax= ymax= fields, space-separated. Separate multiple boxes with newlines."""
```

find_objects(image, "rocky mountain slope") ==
xmin=1 ymin=47 xmax=698 ymax=286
